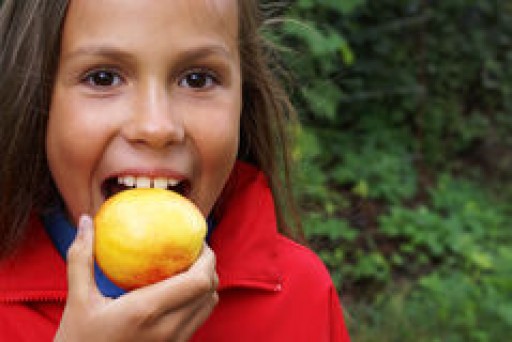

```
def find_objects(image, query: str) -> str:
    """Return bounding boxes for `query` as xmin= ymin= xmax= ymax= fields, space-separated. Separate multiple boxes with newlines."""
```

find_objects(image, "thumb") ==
xmin=66 ymin=215 xmax=97 ymax=302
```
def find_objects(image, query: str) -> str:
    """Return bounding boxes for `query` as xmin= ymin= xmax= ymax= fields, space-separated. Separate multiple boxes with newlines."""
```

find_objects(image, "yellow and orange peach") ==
xmin=94 ymin=188 xmax=206 ymax=290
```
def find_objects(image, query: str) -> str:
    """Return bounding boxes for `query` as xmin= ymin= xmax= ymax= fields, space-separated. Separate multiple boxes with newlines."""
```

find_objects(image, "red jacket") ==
xmin=0 ymin=162 xmax=350 ymax=341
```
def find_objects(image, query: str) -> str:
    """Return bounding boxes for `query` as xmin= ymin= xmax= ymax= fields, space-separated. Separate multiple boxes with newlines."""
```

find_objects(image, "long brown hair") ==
xmin=0 ymin=0 xmax=301 ymax=258
xmin=0 ymin=0 xmax=68 ymax=257
xmin=237 ymin=0 xmax=302 ymax=240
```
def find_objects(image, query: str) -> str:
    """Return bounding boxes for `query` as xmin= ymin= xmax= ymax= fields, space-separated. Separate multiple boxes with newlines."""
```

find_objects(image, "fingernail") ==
xmin=77 ymin=215 xmax=93 ymax=240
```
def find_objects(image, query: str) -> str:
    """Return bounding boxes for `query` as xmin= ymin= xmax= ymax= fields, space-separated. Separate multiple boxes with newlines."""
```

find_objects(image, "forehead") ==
xmin=62 ymin=0 xmax=239 ymax=54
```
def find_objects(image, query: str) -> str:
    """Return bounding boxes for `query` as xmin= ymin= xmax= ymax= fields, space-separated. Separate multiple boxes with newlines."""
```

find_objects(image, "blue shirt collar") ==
xmin=42 ymin=209 xmax=126 ymax=298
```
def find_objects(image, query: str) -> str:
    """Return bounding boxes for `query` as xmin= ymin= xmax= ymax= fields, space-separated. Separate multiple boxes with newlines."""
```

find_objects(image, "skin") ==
xmin=48 ymin=0 xmax=240 ymax=340
xmin=47 ymin=0 xmax=241 ymax=222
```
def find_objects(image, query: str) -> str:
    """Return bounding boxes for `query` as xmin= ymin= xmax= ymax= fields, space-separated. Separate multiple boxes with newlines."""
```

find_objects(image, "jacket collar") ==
xmin=211 ymin=161 xmax=283 ymax=292
xmin=0 ymin=161 xmax=283 ymax=302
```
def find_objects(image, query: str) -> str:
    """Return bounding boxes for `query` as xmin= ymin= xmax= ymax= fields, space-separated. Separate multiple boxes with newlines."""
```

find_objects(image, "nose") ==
xmin=122 ymin=84 xmax=184 ymax=149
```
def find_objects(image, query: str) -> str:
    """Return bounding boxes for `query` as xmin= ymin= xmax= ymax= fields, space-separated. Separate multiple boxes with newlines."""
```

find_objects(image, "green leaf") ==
xmin=300 ymin=80 xmax=343 ymax=120
xmin=304 ymin=216 xmax=357 ymax=241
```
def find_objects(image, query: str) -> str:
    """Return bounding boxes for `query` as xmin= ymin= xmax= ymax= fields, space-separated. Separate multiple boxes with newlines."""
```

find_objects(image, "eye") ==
xmin=82 ymin=69 xmax=123 ymax=88
xmin=179 ymin=70 xmax=218 ymax=89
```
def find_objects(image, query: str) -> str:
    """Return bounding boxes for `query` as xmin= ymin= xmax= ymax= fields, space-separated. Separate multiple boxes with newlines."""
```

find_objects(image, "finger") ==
xmin=147 ymin=290 xmax=218 ymax=342
xmin=66 ymin=215 xmax=97 ymax=303
xmin=173 ymin=291 xmax=219 ymax=341
xmin=189 ymin=243 xmax=217 ymax=282
xmin=125 ymin=243 xmax=217 ymax=313
xmin=183 ymin=243 xmax=218 ymax=293
xmin=164 ymin=243 xmax=218 ymax=304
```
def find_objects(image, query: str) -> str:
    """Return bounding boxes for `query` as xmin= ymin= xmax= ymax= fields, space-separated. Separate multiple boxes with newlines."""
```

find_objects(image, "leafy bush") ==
xmin=271 ymin=0 xmax=512 ymax=340
xmin=349 ymin=265 xmax=512 ymax=342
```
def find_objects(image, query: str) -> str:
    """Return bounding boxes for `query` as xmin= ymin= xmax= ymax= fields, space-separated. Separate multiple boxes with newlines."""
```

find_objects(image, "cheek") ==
xmin=201 ymin=124 xmax=239 ymax=162
xmin=183 ymin=88 xmax=241 ymax=166
xmin=47 ymin=89 xmax=121 ymax=171
xmin=188 ymin=102 xmax=240 ymax=214
xmin=47 ymin=95 xmax=101 ymax=175
xmin=196 ymin=102 xmax=240 ymax=169
xmin=46 ymin=93 xmax=107 ymax=219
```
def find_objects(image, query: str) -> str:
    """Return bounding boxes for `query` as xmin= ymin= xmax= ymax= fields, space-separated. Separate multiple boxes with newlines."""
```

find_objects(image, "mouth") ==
xmin=101 ymin=175 xmax=191 ymax=200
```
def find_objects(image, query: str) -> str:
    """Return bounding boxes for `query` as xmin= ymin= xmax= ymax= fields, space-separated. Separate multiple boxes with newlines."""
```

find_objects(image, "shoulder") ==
xmin=274 ymin=234 xmax=335 ymax=293
xmin=270 ymin=235 xmax=351 ymax=341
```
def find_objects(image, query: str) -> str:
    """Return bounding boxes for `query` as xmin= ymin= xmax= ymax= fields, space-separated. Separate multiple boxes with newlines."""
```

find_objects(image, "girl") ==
xmin=0 ymin=0 xmax=351 ymax=341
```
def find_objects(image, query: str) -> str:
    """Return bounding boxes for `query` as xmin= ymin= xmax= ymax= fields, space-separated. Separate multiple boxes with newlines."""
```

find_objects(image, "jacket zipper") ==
xmin=0 ymin=291 xmax=66 ymax=304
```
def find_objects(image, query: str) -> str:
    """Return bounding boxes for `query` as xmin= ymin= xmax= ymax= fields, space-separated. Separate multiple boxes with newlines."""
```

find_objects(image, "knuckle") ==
xmin=127 ymin=302 xmax=159 ymax=327
xmin=213 ymin=273 xmax=219 ymax=290
xmin=201 ymin=292 xmax=219 ymax=317
xmin=192 ymin=272 xmax=214 ymax=294
xmin=211 ymin=292 xmax=219 ymax=306
xmin=151 ymin=325 xmax=180 ymax=342
xmin=205 ymin=247 xmax=216 ymax=266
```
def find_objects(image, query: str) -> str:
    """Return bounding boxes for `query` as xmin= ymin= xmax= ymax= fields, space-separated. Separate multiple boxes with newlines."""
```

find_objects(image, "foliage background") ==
xmin=269 ymin=0 xmax=512 ymax=341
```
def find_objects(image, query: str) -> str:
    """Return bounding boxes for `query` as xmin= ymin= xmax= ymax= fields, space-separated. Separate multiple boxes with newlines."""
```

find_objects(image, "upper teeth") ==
xmin=117 ymin=176 xmax=180 ymax=189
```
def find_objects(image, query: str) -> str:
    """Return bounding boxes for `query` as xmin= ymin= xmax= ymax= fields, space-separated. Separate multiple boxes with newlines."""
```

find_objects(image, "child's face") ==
xmin=46 ymin=0 xmax=241 ymax=222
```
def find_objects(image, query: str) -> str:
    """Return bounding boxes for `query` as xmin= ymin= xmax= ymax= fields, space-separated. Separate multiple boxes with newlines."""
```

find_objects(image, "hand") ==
xmin=54 ymin=215 xmax=218 ymax=342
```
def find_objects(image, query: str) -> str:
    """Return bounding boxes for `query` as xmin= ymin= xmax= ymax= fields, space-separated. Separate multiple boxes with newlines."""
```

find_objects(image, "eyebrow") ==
xmin=62 ymin=44 xmax=235 ymax=64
